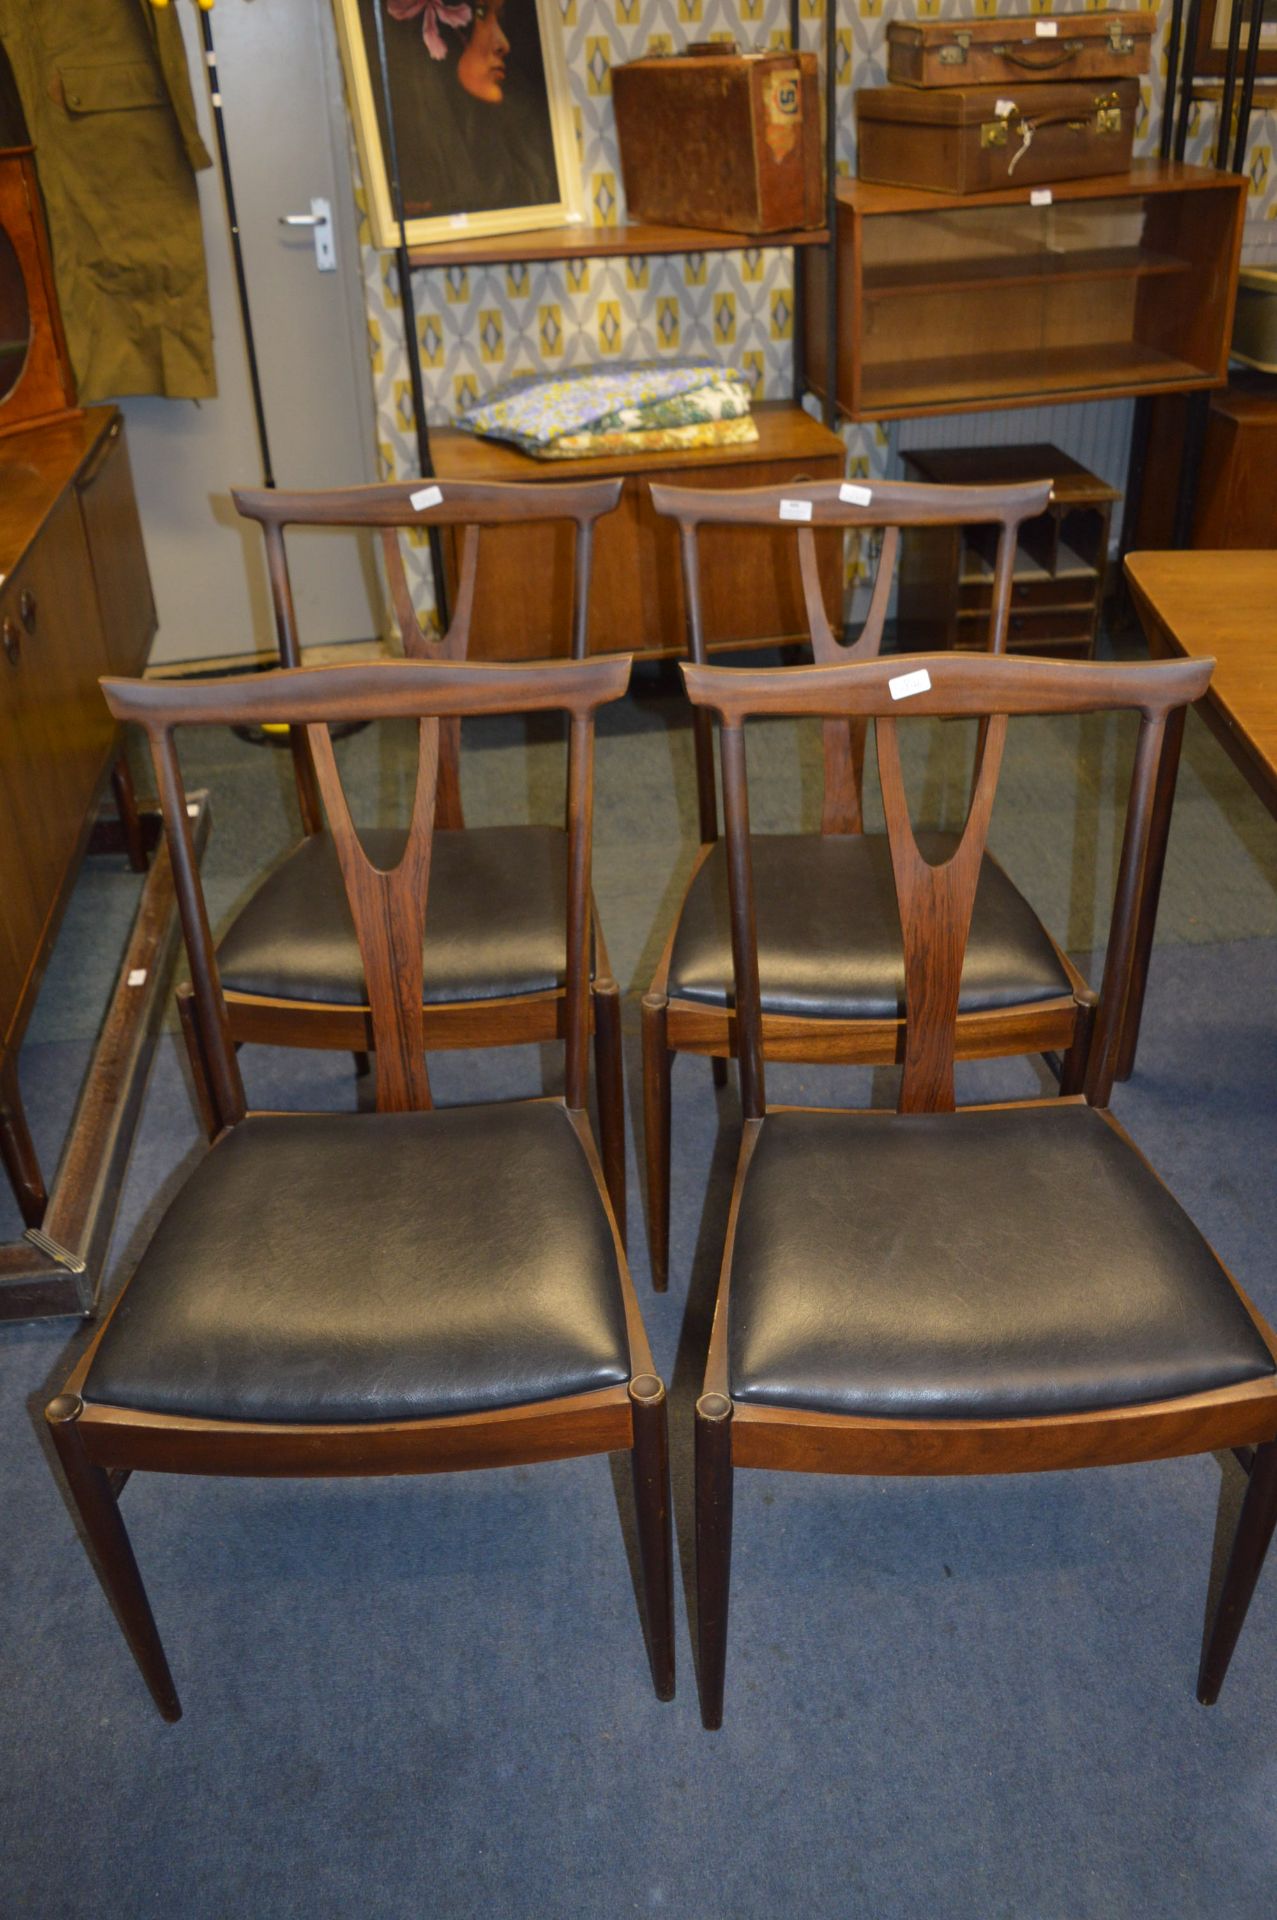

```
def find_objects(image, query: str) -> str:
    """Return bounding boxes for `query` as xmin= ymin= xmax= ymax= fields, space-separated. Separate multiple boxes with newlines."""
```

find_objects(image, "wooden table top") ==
xmin=1125 ymin=549 xmax=1277 ymax=817
xmin=0 ymin=407 xmax=115 ymax=583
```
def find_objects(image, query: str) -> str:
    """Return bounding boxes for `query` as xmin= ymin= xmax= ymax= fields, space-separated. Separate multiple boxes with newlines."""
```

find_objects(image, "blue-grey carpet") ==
xmin=2 ymin=679 xmax=1276 ymax=1918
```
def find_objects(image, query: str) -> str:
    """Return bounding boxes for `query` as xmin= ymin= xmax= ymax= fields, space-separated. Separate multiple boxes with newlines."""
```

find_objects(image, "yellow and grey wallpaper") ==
xmin=352 ymin=0 xmax=1276 ymax=622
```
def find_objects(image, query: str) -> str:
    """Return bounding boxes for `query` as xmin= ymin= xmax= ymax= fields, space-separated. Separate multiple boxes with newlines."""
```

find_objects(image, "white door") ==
xmin=124 ymin=0 xmax=380 ymax=667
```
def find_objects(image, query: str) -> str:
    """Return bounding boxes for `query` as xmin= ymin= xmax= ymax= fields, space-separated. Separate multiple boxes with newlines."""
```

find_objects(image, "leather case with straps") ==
xmin=886 ymin=12 xmax=1152 ymax=89
xmin=855 ymin=79 xmax=1140 ymax=194
xmin=612 ymin=42 xmax=823 ymax=234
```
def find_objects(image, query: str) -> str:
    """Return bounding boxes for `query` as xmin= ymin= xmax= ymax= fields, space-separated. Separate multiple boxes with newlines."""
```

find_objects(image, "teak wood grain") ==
xmin=427 ymin=405 xmax=846 ymax=663
xmin=679 ymin=650 xmax=1277 ymax=1730
xmin=48 ymin=655 xmax=675 ymax=1721
xmin=801 ymin=163 xmax=1247 ymax=422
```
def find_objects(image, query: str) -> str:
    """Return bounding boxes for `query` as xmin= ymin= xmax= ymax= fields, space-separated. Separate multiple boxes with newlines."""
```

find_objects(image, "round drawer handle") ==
xmin=19 ymin=589 xmax=36 ymax=634
xmin=2 ymin=617 xmax=20 ymax=665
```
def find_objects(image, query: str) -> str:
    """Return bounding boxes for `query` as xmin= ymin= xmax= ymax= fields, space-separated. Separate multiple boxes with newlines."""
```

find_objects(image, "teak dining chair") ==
xmin=177 ymin=478 xmax=630 ymax=1232
xmin=643 ymin=475 xmax=1096 ymax=1289
xmin=45 ymin=655 xmax=674 ymax=1721
xmin=682 ymin=649 xmax=1277 ymax=1729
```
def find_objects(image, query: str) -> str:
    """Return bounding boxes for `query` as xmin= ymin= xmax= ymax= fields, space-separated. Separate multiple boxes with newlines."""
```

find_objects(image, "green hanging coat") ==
xmin=0 ymin=0 xmax=216 ymax=400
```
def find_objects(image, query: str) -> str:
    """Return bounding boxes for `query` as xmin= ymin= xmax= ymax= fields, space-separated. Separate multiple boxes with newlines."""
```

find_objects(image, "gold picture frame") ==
xmin=333 ymin=0 xmax=584 ymax=251
xmin=1195 ymin=0 xmax=1277 ymax=77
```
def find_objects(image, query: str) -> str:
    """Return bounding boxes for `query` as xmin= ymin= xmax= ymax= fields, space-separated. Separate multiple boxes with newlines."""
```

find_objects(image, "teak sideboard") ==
xmin=429 ymin=401 xmax=845 ymax=658
xmin=0 ymin=406 xmax=155 ymax=1227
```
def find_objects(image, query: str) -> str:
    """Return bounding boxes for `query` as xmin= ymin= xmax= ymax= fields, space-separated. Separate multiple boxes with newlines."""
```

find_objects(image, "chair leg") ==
xmin=640 ymin=993 xmax=672 ymax=1292
xmin=1198 ymin=1438 xmax=1277 ymax=1705
xmin=1058 ymin=992 xmax=1098 ymax=1098
xmin=592 ymin=978 xmax=627 ymax=1246
xmin=352 ymin=1052 xmax=371 ymax=1079
xmin=628 ymin=1375 xmax=675 ymax=1701
xmin=175 ymin=985 xmax=220 ymax=1142
xmin=695 ymin=1392 xmax=734 ymax=1730
xmin=110 ymin=755 xmax=149 ymax=873
xmin=711 ymin=1055 xmax=728 ymax=1089
xmin=0 ymin=1049 xmax=47 ymax=1228
xmin=45 ymin=1395 xmax=182 ymax=1722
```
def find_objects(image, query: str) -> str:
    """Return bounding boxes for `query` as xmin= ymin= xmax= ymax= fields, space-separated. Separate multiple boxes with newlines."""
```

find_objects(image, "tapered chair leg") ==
xmin=628 ymin=1374 xmax=675 ymax=1701
xmin=1058 ymin=992 xmax=1097 ymax=1097
xmin=352 ymin=1051 xmax=371 ymax=1079
xmin=0 ymin=1050 xmax=47 ymax=1228
xmin=592 ymin=977 xmax=627 ymax=1245
xmin=711 ymin=1055 xmax=729 ymax=1089
xmin=175 ymin=985 xmax=219 ymax=1142
xmin=1198 ymin=1439 xmax=1277 ymax=1705
xmin=695 ymin=1392 xmax=734 ymax=1730
xmin=45 ymin=1395 xmax=182 ymax=1722
xmin=641 ymin=992 xmax=672 ymax=1291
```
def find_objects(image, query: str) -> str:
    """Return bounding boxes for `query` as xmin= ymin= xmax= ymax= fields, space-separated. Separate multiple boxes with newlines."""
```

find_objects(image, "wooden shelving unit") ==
xmin=802 ymin=162 xmax=1248 ymax=423
xmin=897 ymin=443 xmax=1120 ymax=659
xmin=408 ymin=221 xmax=830 ymax=269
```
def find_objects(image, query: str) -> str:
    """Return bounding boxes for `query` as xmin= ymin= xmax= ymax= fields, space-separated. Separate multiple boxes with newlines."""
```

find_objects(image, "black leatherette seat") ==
xmin=669 ymin=832 xmax=1070 ymax=1019
xmin=217 ymin=825 xmax=571 ymax=1005
xmin=85 ymin=1102 xmax=629 ymax=1423
xmin=728 ymin=1104 xmax=1276 ymax=1420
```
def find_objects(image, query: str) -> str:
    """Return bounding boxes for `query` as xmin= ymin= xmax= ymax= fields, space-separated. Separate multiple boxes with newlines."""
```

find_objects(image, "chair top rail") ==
xmin=232 ymin=475 xmax=623 ymax=531
xmin=682 ymin=652 xmax=1213 ymax=725
xmin=102 ymin=655 xmax=633 ymax=733
xmin=650 ymin=475 xmax=1051 ymax=530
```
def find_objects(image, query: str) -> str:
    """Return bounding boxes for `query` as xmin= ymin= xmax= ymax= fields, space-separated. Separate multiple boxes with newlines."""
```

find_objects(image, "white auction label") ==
xmin=888 ymin=668 xmax=932 ymax=702
xmin=410 ymin=485 xmax=443 ymax=511
xmin=994 ymin=98 xmax=1017 ymax=119
xmin=127 ymin=968 xmax=147 ymax=988
xmin=186 ymin=800 xmax=200 ymax=818
xmin=1035 ymin=19 xmax=1059 ymax=35
xmin=779 ymin=498 xmax=813 ymax=522
xmin=839 ymin=483 xmax=873 ymax=506
xmin=1030 ymin=189 xmax=1053 ymax=206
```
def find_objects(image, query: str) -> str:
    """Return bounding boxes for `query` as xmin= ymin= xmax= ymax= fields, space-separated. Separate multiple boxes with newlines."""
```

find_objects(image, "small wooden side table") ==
xmin=897 ymin=443 xmax=1121 ymax=657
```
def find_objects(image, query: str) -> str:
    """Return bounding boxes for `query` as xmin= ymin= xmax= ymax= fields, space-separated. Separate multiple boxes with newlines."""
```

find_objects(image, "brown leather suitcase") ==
xmin=886 ymin=13 xmax=1152 ymax=88
xmin=855 ymin=80 xmax=1139 ymax=194
xmin=613 ymin=46 xmax=823 ymax=234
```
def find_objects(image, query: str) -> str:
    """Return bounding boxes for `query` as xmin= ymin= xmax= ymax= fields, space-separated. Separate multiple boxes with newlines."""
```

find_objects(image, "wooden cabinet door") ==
xmin=76 ymin=416 xmax=157 ymax=676
xmin=0 ymin=490 xmax=114 ymax=1015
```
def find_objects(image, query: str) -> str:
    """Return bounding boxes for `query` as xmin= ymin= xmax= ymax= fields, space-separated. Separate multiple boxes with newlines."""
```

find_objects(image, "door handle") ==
xmin=278 ymin=198 xmax=335 ymax=272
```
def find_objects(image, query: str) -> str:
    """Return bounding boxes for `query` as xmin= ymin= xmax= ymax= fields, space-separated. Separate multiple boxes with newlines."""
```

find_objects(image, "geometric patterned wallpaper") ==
xmin=350 ymin=0 xmax=1277 ymax=623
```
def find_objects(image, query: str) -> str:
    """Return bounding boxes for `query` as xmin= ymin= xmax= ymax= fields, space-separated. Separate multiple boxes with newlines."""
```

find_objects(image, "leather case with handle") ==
xmin=886 ymin=12 xmax=1152 ymax=89
xmin=855 ymin=79 xmax=1139 ymax=194
xmin=612 ymin=44 xmax=823 ymax=233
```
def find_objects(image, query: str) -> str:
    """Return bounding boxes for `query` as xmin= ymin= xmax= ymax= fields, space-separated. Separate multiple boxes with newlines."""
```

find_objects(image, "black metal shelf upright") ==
xmin=367 ymin=1 xmax=845 ymax=620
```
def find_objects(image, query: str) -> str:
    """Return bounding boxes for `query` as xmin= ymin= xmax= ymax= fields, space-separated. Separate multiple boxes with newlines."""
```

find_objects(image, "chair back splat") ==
xmin=683 ymin=651 xmax=1213 ymax=1117
xmin=652 ymin=476 xmax=1049 ymax=842
xmin=232 ymin=477 xmax=624 ymax=840
xmin=101 ymin=655 xmax=631 ymax=1120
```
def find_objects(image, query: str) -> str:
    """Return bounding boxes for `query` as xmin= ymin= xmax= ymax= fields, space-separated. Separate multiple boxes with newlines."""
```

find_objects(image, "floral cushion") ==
xmin=455 ymin=359 xmax=753 ymax=457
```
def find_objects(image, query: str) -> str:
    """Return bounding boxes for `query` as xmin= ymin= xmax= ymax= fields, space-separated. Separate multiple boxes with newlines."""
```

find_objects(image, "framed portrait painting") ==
xmin=1194 ymin=0 xmax=1277 ymax=77
xmin=334 ymin=0 xmax=584 ymax=249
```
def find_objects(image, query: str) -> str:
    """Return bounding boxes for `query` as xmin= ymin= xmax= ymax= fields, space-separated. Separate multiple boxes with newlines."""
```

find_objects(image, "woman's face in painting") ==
xmin=457 ymin=0 xmax=510 ymax=103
